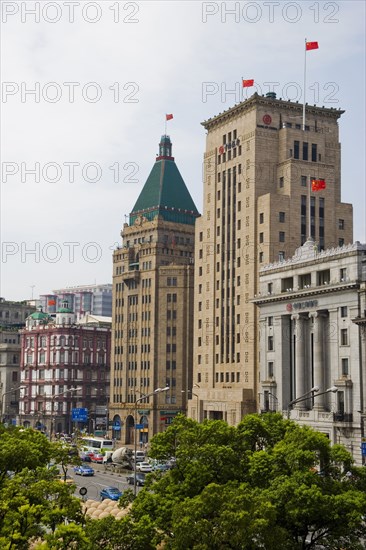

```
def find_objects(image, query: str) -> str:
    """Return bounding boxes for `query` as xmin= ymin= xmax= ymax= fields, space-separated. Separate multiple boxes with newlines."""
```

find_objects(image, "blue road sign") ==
xmin=135 ymin=423 xmax=144 ymax=429
xmin=362 ymin=442 xmax=366 ymax=456
xmin=72 ymin=408 xmax=88 ymax=422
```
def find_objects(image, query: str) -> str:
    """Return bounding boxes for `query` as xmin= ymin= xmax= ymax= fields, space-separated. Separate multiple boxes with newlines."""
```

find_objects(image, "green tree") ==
xmin=133 ymin=414 xmax=366 ymax=549
xmin=0 ymin=426 xmax=84 ymax=549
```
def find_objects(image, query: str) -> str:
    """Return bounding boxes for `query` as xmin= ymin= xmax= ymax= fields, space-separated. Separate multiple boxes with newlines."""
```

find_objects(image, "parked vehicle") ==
xmin=74 ymin=465 xmax=95 ymax=476
xmin=136 ymin=461 xmax=152 ymax=473
xmin=132 ymin=450 xmax=145 ymax=463
xmin=57 ymin=474 xmax=75 ymax=485
xmin=126 ymin=472 xmax=146 ymax=486
xmin=90 ymin=453 xmax=104 ymax=463
xmin=100 ymin=486 xmax=123 ymax=501
xmin=79 ymin=452 xmax=92 ymax=462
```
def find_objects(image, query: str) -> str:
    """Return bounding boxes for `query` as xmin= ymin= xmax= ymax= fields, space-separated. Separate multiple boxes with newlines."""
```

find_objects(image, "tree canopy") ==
xmin=131 ymin=413 xmax=366 ymax=549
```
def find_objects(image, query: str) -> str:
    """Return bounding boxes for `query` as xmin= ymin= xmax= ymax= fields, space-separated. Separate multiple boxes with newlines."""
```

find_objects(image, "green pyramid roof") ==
xmin=30 ymin=311 xmax=52 ymax=321
xmin=130 ymin=136 xmax=199 ymax=226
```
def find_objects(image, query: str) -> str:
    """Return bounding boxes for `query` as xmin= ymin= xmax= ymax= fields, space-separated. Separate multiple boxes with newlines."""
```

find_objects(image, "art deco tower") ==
xmin=190 ymin=92 xmax=353 ymax=423
xmin=109 ymin=135 xmax=200 ymax=444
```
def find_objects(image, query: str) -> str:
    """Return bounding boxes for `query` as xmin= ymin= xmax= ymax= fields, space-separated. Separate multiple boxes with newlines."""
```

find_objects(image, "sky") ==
xmin=1 ymin=0 xmax=365 ymax=301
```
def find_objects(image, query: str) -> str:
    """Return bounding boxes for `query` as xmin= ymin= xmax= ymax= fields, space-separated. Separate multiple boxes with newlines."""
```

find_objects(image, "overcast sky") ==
xmin=1 ymin=0 xmax=365 ymax=301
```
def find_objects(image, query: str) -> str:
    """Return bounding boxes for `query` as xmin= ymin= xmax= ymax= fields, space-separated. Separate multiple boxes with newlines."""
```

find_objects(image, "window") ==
xmin=339 ymin=238 xmax=344 ymax=247
xmin=279 ymin=231 xmax=285 ymax=242
xmin=267 ymin=282 xmax=273 ymax=294
xmin=303 ymin=142 xmax=308 ymax=161
xmin=259 ymin=213 xmax=264 ymax=224
xmin=340 ymin=306 xmax=348 ymax=318
xmin=278 ymin=251 xmax=285 ymax=261
xmin=279 ymin=212 xmax=285 ymax=223
xmin=340 ymin=329 xmax=348 ymax=346
xmin=338 ymin=219 xmax=345 ymax=230
xmin=259 ymin=232 xmax=264 ymax=243
xmin=341 ymin=358 xmax=349 ymax=376
xmin=268 ymin=316 xmax=273 ymax=326
xmin=294 ymin=140 xmax=300 ymax=159
xmin=299 ymin=273 xmax=311 ymax=289
xmin=317 ymin=269 xmax=330 ymax=285
xmin=279 ymin=177 xmax=284 ymax=188
xmin=340 ymin=268 xmax=347 ymax=281
xmin=268 ymin=336 xmax=274 ymax=351
xmin=268 ymin=362 xmax=274 ymax=377
xmin=301 ymin=175 xmax=307 ymax=187
xmin=259 ymin=252 xmax=264 ymax=263
xmin=311 ymin=143 xmax=317 ymax=162
xmin=281 ymin=276 xmax=293 ymax=292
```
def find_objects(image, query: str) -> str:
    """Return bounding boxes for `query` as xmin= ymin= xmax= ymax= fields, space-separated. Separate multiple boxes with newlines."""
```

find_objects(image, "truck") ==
xmin=104 ymin=447 xmax=134 ymax=471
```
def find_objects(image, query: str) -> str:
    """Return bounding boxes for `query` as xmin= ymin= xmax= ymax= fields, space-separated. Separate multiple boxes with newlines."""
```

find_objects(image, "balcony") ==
xmin=333 ymin=412 xmax=353 ymax=423
xmin=121 ymin=267 xmax=140 ymax=282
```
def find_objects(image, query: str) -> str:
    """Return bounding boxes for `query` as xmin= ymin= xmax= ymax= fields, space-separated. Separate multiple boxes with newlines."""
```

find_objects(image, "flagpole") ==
xmin=164 ymin=117 xmax=167 ymax=135
xmin=308 ymin=174 xmax=312 ymax=240
xmin=303 ymin=37 xmax=307 ymax=131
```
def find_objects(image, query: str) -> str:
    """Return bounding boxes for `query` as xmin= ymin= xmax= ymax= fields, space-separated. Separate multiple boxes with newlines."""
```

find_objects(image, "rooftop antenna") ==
xmin=30 ymin=285 xmax=35 ymax=300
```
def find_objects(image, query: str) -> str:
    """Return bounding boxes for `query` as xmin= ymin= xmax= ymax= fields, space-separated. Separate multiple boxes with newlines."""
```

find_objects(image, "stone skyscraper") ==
xmin=190 ymin=92 xmax=353 ymax=423
xmin=109 ymin=135 xmax=199 ymax=443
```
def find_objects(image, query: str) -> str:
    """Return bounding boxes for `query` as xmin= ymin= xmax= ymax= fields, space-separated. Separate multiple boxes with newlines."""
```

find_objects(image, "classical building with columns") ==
xmin=253 ymin=239 xmax=366 ymax=465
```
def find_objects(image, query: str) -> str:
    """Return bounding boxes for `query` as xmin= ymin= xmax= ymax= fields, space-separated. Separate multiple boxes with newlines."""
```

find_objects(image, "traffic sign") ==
xmin=135 ymin=423 xmax=144 ymax=429
xmin=72 ymin=408 xmax=88 ymax=422
xmin=362 ymin=442 xmax=366 ymax=456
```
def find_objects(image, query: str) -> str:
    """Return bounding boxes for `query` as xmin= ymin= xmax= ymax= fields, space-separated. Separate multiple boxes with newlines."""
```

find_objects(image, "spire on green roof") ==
xmin=130 ymin=135 xmax=199 ymax=226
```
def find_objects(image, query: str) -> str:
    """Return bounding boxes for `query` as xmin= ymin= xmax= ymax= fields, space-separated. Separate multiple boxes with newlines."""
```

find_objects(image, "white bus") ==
xmin=81 ymin=436 xmax=114 ymax=453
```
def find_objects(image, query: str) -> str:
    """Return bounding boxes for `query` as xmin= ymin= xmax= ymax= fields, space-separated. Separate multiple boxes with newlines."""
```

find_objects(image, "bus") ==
xmin=81 ymin=436 xmax=114 ymax=453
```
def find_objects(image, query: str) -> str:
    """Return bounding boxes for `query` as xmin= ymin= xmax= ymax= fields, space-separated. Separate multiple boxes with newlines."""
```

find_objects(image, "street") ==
xmin=67 ymin=463 xmax=142 ymax=501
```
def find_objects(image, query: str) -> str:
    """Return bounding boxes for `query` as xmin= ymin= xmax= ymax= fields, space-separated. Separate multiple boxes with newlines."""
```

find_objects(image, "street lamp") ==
xmin=1 ymin=385 xmax=26 ymax=423
xmin=181 ymin=390 xmax=199 ymax=421
xmin=259 ymin=391 xmax=278 ymax=413
xmin=50 ymin=387 xmax=82 ymax=440
xmin=134 ymin=386 xmax=169 ymax=496
xmin=287 ymin=386 xmax=337 ymax=419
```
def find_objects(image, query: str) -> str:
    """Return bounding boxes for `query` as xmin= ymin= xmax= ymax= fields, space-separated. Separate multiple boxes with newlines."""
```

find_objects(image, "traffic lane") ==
xmin=68 ymin=466 xmax=143 ymax=501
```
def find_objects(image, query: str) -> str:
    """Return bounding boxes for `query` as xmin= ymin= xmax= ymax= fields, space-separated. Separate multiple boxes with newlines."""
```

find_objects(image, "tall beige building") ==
xmin=109 ymin=135 xmax=199 ymax=444
xmin=190 ymin=92 xmax=353 ymax=423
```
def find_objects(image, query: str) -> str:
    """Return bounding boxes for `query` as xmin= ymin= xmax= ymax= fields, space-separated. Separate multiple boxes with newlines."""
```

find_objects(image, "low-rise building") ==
xmin=253 ymin=240 xmax=366 ymax=465
xmin=19 ymin=302 xmax=111 ymax=436
xmin=0 ymin=298 xmax=35 ymax=423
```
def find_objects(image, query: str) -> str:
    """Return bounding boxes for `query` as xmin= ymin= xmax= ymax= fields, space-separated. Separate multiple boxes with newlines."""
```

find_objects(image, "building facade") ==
xmin=109 ymin=135 xmax=199 ymax=444
xmin=190 ymin=92 xmax=353 ymax=423
xmin=19 ymin=303 xmax=111 ymax=435
xmin=40 ymin=283 xmax=113 ymax=320
xmin=254 ymin=240 xmax=366 ymax=466
xmin=0 ymin=298 xmax=35 ymax=423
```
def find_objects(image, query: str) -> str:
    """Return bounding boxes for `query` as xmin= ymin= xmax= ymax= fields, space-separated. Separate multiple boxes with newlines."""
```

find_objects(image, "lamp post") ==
xmin=260 ymin=391 xmax=278 ymax=413
xmin=50 ymin=387 xmax=81 ymax=440
xmin=181 ymin=390 xmax=199 ymax=421
xmin=134 ymin=386 xmax=169 ymax=496
xmin=1 ymin=385 xmax=26 ymax=423
xmin=287 ymin=386 xmax=337 ymax=419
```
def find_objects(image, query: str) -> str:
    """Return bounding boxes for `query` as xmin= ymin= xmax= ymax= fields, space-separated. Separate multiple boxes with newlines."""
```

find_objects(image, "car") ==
xmin=126 ymin=472 xmax=146 ymax=486
xmin=100 ymin=486 xmax=123 ymax=501
xmin=79 ymin=453 xmax=92 ymax=462
xmin=90 ymin=453 xmax=104 ymax=463
xmin=136 ymin=461 xmax=153 ymax=473
xmin=152 ymin=462 xmax=170 ymax=472
xmin=74 ymin=465 xmax=95 ymax=476
xmin=132 ymin=450 xmax=145 ymax=463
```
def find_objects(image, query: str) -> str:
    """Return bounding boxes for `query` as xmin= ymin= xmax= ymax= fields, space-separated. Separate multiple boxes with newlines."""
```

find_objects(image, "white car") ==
xmin=136 ymin=461 xmax=152 ymax=473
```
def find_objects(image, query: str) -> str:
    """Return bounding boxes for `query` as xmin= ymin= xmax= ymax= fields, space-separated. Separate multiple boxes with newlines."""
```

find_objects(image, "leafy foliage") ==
xmin=134 ymin=413 xmax=366 ymax=549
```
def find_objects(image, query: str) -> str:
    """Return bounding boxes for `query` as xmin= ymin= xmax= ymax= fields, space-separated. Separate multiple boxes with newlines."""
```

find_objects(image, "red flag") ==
xmin=48 ymin=299 xmax=56 ymax=306
xmin=306 ymin=41 xmax=319 ymax=51
xmin=166 ymin=114 xmax=173 ymax=121
xmin=311 ymin=179 xmax=326 ymax=191
xmin=242 ymin=79 xmax=254 ymax=88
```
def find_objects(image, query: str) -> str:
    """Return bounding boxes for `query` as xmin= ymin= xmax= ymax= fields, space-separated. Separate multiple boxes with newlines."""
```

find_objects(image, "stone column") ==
xmin=292 ymin=314 xmax=306 ymax=405
xmin=310 ymin=312 xmax=324 ymax=409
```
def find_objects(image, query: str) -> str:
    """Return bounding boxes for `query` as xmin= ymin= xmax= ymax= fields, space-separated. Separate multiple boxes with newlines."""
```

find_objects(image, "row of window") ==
xmin=25 ymin=352 xmax=106 ymax=365
xmin=266 ymin=357 xmax=350 ymax=378
xmin=25 ymin=336 xmax=106 ymax=348
xmin=267 ymin=328 xmax=350 ymax=351
xmin=198 ymin=352 xmax=242 ymax=364
xmin=279 ymin=269 xmax=350 ymax=293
